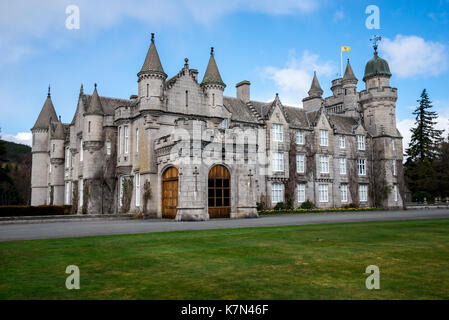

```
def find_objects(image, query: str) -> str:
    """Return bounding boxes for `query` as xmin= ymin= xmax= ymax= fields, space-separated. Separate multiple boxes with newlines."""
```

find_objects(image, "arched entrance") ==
xmin=162 ymin=167 xmax=178 ymax=219
xmin=208 ymin=165 xmax=231 ymax=218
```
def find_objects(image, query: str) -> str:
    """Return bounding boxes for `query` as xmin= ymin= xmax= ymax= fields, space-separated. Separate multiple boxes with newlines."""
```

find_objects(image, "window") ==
xmin=88 ymin=121 xmax=91 ymax=133
xmin=106 ymin=141 xmax=111 ymax=155
xmin=185 ymin=90 xmax=188 ymax=107
xmin=119 ymin=177 xmax=123 ymax=207
xmin=341 ymin=184 xmax=348 ymax=203
xmin=319 ymin=184 xmax=329 ymax=203
xmin=393 ymin=184 xmax=398 ymax=202
xmin=79 ymin=179 xmax=83 ymax=207
xmin=359 ymin=184 xmax=368 ymax=202
xmin=272 ymin=152 xmax=284 ymax=172
xmin=320 ymin=155 xmax=329 ymax=174
xmin=65 ymin=148 xmax=70 ymax=168
xmin=296 ymin=131 xmax=304 ymax=144
xmin=358 ymin=159 xmax=366 ymax=176
xmin=80 ymin=139 xmax=83 ymax=162
xmin=339 ymin=158 xmax=346 ymax=174
xmin=221 ymin=119 xmax=228 ymax=130
xmin=392 ymin=139 xmax=395 ymax=151
xmin=124 ymin=125 xmax=129 ymax=154
xmin=297 ymin=183 xmax=305 ymax=203
xmin=357 ymin=135 xmax=366 ymax=151
xmin=271 ymin=183 xmax=284 ymax=203
xmin=393 ymin=160 xmax=397 ymax=176
xmin=136 ymin=128 xmax=139 ymax=154
xmin=319 ymin=130 xmax=328 ymax=146
xmin=52 ymin=144 xmax=55 ymax=152
xmin=146 ymin=84 xmax=149 ymax=97
xmin=212 ymin=93 xmax=215 ymax=106
xmin=272 ymin=124 xmax=283 ymax=142
xmin=339 ymin=135 xmax=345 ymax=148
xmin=65 ymin=182 xmax=71 ymax=205
xmin=135 ymin=172 xmax=140 ymax=207
xmin=296 ymin=154 xmax=305 ymax=173
xmin=49 ymin=163 xmax=51 ymax=173
xmin=118 ymin=127 xmax=122 ymax=154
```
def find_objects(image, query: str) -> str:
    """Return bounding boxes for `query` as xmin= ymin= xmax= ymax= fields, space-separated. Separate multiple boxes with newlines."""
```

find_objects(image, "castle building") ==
xmin=31 ymin=35 xmax=404 ymax=220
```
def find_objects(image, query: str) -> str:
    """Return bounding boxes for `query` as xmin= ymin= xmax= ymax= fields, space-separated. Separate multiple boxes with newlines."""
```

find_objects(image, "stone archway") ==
xmin=208 ymin=165 xmax=231 ymax=218
xmin=162 ymin=167 xmax=178 ymax=219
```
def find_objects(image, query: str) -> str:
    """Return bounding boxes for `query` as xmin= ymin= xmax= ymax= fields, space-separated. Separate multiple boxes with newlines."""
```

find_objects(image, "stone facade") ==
xmin=30 ymin=36 xmax=404 ymax=220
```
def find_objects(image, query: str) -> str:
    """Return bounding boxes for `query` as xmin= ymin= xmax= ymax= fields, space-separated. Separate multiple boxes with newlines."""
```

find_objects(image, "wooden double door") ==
xmin=162 ymin=167 xmax=178 ymax=219
xmin=208 ymin=165 xmax=231 ymax=218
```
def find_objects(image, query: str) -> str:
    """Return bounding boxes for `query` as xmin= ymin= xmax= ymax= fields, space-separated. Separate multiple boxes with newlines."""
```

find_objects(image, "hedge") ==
xmin=0 ymin=205 xmax=73 ymax=217
xmin=258 ymin=207 xmax=379 ymax=215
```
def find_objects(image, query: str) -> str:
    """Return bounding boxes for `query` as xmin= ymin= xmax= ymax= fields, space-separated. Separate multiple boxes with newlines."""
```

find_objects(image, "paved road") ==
xmin=1 ymin=209 xmax=448 ymax=242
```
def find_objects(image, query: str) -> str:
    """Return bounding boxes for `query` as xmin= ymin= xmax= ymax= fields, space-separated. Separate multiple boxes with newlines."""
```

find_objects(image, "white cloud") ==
xmin=1 ymin=132 xmax=32 ymax=146
xmin=380 ymin=35 xmax=448 ymax=78
xmin=397 ymin=115 xmax=449 ymax=154
xmin=262 ymin=50 xmax=335 ymax=106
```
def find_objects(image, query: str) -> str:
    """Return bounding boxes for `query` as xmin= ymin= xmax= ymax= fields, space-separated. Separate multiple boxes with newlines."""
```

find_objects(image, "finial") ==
xmin=48 ymin=84 xmax=51 ymax=97
xmin=275 ymin=93 xmax=279 ymax=97
xmin=347 ymin=58 xmax=350 ymax=63
xmin=211 ymin=47 xmax=214 ymax=55
xmin=151 ymin=33 xmax=155 ymax=43
xmin=80 ymin=83 xmax=84 ymax=95
xmin=370 ymin=35 xmax=382 ymax=55
xmin=94 ymin=83 xmax=97 ymax=89
xmin=59 ymin=115 xmax=61 ymax=122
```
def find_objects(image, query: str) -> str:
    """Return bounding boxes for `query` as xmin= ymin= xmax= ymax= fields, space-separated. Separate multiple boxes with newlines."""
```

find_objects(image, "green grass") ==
xmin=1 ymin=219 xmax=449 ymax=300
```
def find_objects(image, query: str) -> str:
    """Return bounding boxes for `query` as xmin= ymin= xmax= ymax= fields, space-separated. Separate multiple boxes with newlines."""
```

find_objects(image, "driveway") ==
xmin=1 ymin=209 xmax=448 ymax=242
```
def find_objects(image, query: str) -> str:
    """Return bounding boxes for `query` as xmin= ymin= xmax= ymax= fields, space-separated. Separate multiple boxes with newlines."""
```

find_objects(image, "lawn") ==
xmin=1 ymin=219 xmax=449 ymax=299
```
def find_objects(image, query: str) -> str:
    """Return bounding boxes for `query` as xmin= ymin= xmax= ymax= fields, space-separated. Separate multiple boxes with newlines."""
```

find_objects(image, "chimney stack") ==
xmin=236 ymin=80 xmax=250 ymax=104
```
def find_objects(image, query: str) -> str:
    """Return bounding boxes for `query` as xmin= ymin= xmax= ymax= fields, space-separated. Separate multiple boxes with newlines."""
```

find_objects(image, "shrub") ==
xmin=273 ymin=202 xmax=286 ymax=210
xmin=343 ymin=203 xmax=359 ymax=209
xmin=256 ymin=201 xmax=265 ymax=211
xmin=0 ymin=205 xmax=73 ymax=217
xmin=413 ymin=191 xmax=433 ymax=203
xmin=300 ymin=200 xmax=314 ymax=209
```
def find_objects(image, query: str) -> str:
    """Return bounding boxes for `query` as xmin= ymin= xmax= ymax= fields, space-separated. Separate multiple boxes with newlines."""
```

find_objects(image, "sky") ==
xmin=0 ymin=0 xmax=448 ymax=151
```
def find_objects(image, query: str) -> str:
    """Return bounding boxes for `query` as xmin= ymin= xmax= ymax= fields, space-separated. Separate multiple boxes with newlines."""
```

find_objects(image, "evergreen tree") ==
xmin=406 ymin=89 xmax=444 ymax=162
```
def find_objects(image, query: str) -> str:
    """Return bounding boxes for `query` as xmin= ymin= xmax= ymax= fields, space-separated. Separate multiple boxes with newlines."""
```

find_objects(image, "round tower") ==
xmin=341 ymin=60 xmax=359 ymax=116
xmin=138 ymin=33 xmax=167 ymax=111
xmin=49 ymin=120 xmax=65 ymax=205
xmin=31 ymin=86 xmax=58 ymax=205
xmin=201 ymin=47 xmax=226 ymax=109
xmin=302 ymin=71 xmax=323 ymax=111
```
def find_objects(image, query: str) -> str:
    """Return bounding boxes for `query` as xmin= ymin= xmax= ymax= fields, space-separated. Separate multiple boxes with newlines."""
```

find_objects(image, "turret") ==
xmin=31 ymin=86 xmax=58 ymax=205
xmin=49 ymin=120 xmax=66 ymax=205
xmin=138 ymin=33 xmax=167 ymax=110
xmin=341 ymin=60 xmax=358 ymax=116
xmin=83 ymin=83 xmax=104 ymax=142
xmin=302 ymin=71 xmax=323 ymax=111
xmin=201 ymin=47 xmax=226 ymax=108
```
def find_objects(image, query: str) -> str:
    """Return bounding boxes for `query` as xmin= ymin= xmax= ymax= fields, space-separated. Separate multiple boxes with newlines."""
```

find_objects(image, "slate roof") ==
xmin=223 ymin=97 xmax=258 ymax=123
xmin=343 ymin=60 xmax=357 ymax=81
xmin=32 ymin=94 xmax=58 ymax=130
xmin=85 ymin=85 xmax=104 ymax=115
xmin=50 ymin=121 xmax=65 ymax=139
xmin=201 ymin=48 xmax=225 ymax=87
xmin=327 ymin=113 xmax=359 ymax=134
xmin=308 ymin=72 xmax=324 ymax=96
xmin=363 ymin=52 xmax=391 ymax=81
xmin=71 ymin=94 xmax=132 ymax=124
xmin=139 ymin=34 xmax=166 ymax=76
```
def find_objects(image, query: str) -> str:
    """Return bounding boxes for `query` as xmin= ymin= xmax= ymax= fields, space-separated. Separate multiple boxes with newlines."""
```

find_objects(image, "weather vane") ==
xmin=370 ymin=35 xmax=382 ymax=54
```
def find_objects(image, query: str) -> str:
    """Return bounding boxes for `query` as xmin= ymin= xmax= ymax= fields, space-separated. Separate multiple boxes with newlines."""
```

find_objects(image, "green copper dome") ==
xmin=363 ymin=53 xmax=391 ymax=81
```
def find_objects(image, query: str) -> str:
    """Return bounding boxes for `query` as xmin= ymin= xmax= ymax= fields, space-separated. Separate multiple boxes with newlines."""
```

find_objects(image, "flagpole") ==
xmin=340 ymin=48 xmax=343 ymax=78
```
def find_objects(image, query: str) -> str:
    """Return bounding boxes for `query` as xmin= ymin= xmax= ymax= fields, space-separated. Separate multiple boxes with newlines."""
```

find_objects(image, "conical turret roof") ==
xmin=308 ymin=72 xmax=323 ymax=97
xmin=51 ymin=121 xmax=65 ymax=140
xmin=85 ymin=84 xmax=104 ymax=115
xmin=32 ymin=86 xmax=58 ymax=130
xmin=139 ymin=33 xmax=166 ymax=76
xmin=343 ymin=60 xmax=357 ymax=81
xmin=201 ymin=47 xmax=225 ymax=87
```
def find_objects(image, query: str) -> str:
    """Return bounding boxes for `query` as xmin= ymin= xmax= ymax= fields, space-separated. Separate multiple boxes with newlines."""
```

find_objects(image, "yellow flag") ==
xmin=341 ymin=46 xmax=351 ymax=52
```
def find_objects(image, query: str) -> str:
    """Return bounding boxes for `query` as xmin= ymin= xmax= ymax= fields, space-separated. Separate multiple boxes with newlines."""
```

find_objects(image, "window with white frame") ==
xmin=339 ymin=135 xmax=345 ymax=148
xmin=135 ymin=172 xmax=140 ymax=207
xmin=79 ymin=179 xmax=83 ymax=207
xmin=393 ymin=160 xmax=397 ymax=176
xmin=393 ymin=184 xmax=398 ymax=202
xmin=65 ymin=148 xmax=70 ymax=168
xmin=358 ymin=159 xmax=366 ymax=175
xmin=297 ymin=183 xmax=306 ymax=203
xmin=124 ymin=125 xmax=129 ymax=154
xmin=106 ymin=141 xmax=111 ymax=155
xmin=272 ymin=124 xmax=283 ymax=142
xmin=65 ymin=182 xmax=71 ymax=205
xmin=339 ymin=158 xmax=346 ymax=174
xmin=272 ymin=152 xmax=284 ymax=172
xmin=118 ymin=127 xmax=122 ymax=154
xmin=119 ymin=176 xmax=123 ymax=207
xmin=80 ymin=139 xmax=83 ymax=162
xmin=320 ymin=155 xmax=329 ymax=174
xmin=296 ymin=154 xmax=305 ymax=173
xmin=392 ymin=139 xmax=396 ymax=152
xmin=296 ymin=131 xmax=304 ymax=144
xmin=319 ymin=184 xmax=329 ymax=202
xmin=271 ymin=183 xmax=284 ymax=203
xmin=221 ymin=119 xmax=228 ymax=130
xmin=136 ymin=128 xmax=139 ymax=154
xmin=319 ymin=129 xmax=328 ymax=146
xmin=341 ymin=184 xmax=348 ymax=203
xmin=359 ymin=184 xmax=368 ymax=202
xmin=357 ymin=135 xmax=366 ymax=151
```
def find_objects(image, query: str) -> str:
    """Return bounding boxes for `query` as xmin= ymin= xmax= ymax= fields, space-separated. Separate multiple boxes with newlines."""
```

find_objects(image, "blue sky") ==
xmin=1 ymin=0 xmax=448 ymax=149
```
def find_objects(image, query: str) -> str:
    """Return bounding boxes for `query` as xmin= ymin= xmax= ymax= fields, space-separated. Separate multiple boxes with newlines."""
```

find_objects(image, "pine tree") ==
xmin=406 ymin=89 xmax=444 ymax=162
